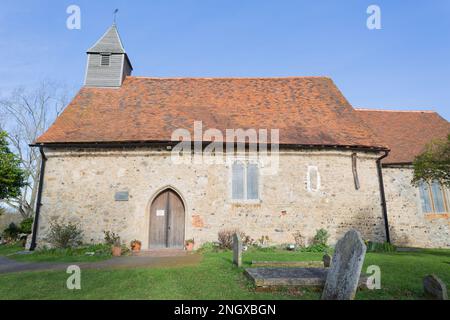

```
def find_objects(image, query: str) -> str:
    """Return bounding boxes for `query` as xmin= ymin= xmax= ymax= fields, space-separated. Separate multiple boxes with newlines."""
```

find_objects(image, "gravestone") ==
xmin=321 ymin=229 xmax=367 ymax=300
xmin=232 ymin=233 xmax=242 ymax=267
xmin=323 ymin=254 xmax=331 ymax=268
xmin=423 ymin=274 xmax=448 ymax=300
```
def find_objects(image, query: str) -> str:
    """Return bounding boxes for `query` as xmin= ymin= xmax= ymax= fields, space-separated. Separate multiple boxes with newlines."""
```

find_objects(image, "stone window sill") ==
xmin=424 ymin=213 xmax=449 ymax=220
xmin=231 ymin=199 xmax=262 ymax=206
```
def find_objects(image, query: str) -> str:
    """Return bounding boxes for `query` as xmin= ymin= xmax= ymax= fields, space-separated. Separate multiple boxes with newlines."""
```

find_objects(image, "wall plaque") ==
xmin=115 ymin=191 xmax=129 ymax=201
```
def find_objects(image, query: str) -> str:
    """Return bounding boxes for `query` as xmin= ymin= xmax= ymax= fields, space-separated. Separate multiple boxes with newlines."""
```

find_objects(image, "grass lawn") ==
xmin=0 ymin=243 xmax=111 ymax=263
xmin=0 ymin=245 xmax=448 ymax=300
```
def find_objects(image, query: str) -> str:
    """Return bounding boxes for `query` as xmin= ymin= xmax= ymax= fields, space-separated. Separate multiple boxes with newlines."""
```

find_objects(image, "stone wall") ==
xmin=35 ymin=147 xmax=388 ymax=249
xmin=383 ymin=166 xmax=449 ymax=248
xmin=0 ymin=211 xmax=21 ymax=233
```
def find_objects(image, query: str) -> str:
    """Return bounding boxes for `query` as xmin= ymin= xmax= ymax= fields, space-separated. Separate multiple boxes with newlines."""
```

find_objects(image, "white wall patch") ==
xmin=307 ymin=165 xmax=321 ymax=192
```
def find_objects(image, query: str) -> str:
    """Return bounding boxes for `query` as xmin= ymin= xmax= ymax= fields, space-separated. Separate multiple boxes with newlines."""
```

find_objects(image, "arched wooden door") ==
xmin=149 ymin=189 xmax=185 ymax=249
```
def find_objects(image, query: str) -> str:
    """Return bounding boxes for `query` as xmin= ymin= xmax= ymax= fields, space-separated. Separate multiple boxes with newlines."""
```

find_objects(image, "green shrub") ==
xmin=2 ymin=223 xmax=20 ymax=240
xmin=253 ymin=245 xmax=277 ymax=252
xmin=366 ymin=241 xmax=397 ymax=253
xmin=86 ymin=243 xmax=112 ymax=256
xmin=32 ymin=243 xmax=112 ymax=258
xmin=292 ymin=231 xmax=305 ymax=248
xmin=45 ymin=221 xmax=83 ymax=249
xmin=298 ymin=243 xmax=329 ymax=253
xmin=103 ymin=230 xmax=121 ymax=246
xmin=20 ymin=218 xmax=34 ymax=234
xmin=295 ymin=229 xmax=331 ymax=253
xmin=197 ymin=242 xmax=218 ymax=253
xmin=312 ymin=229 xmax=329 ymax=246
xmin=120 ymin=244 xmax=131 ymax=255
xmin=256 ymin=235 xmax=270 ymax=247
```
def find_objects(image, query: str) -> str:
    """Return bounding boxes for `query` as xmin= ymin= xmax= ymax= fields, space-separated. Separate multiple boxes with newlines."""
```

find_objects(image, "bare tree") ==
xmin=0 ymin=80 xmax=72 ymax=219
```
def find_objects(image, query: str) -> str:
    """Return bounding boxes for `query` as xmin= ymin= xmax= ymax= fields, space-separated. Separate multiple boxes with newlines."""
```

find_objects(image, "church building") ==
xmin=30 ymin=24 xmax=449 ymax=250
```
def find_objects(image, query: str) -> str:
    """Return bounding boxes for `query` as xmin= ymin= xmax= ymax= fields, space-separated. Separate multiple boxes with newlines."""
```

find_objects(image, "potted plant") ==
xmin=112 ymin=237 xmax=122 ymax=257
xmin=103 ymin=230 xmax=122 ymax=257
xmin=131 ymin=240 xmax=142 ymax=253
xmin=185 ymin=239 xmax=195 ymax=251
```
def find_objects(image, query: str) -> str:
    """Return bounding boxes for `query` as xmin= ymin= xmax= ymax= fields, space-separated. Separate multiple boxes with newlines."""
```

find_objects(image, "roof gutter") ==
xmin=29 ymin=146 xmax=47 ymax=251
xmin=382 ymin=162 xmax=413 ymax=167
xmin=376 ymin=150 xmax=391 ymax=243
xmin=30 ymin=141 xmax=388 ymax=153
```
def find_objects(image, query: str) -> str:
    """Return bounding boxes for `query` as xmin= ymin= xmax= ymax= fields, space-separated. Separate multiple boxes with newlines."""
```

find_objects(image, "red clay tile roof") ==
xmin=355 ymin=109 xmax=450 ymax=164
xmin=36 ymin=76 xmax=385 ymax=149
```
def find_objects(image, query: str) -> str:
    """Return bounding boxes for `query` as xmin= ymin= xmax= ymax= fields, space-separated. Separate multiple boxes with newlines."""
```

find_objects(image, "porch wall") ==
xmin=383 ymin=166 xmax=450 ymax=248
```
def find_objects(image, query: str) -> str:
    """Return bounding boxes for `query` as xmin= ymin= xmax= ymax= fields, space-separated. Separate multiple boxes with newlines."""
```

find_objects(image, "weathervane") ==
xmin=113 ymin=9 xmax=119 ymax=25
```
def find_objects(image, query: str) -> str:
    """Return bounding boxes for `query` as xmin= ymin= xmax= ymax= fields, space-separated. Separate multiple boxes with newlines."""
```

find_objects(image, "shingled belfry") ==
xmin=84 ymin=24 xmax=133 ymax=87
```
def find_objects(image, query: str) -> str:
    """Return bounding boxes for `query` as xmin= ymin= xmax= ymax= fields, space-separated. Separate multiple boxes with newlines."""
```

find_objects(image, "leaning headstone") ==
xmin=321 ymin=230 xmax=367 ymax=300
xmin=423 ymin=274 xmax=448 ymax=300
xmin=323 ymin=254 xmax=331 ymax=268
xmin=232 ymin=233 xmax=242 ymax=267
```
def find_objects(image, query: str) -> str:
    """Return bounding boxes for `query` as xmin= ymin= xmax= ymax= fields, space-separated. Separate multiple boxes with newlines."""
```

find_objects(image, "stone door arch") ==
xmin=149 ymin=189 xmax=185 ymax=249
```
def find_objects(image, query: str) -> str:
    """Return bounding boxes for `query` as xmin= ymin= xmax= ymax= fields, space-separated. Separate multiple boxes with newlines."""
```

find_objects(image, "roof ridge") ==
xmin=126 ymin=76 xmax=331 ymax=80
xmin=355 ymin=108 xmax=436 ymax=113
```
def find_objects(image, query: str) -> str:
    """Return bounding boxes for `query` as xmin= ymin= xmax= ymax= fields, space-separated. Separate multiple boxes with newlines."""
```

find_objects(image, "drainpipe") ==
xmin=376 ymin=150 xmax=391 ymax=243
xmin=29 ymin=146 xmax=47 ymax=251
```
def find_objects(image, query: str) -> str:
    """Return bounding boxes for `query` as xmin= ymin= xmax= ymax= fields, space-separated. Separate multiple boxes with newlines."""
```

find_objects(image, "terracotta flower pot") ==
xmin=112 ymin=246 xmax=122 ymax=257
xmin=131 ymin=242 xmax=141 ymax=253
xmin=185 ymin=242 xmax=194 ymax=251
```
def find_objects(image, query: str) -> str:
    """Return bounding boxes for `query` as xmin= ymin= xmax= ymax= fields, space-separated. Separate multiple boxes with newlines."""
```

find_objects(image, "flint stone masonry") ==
xmin=35 ymin=147 xmax=387 ymax=249
xmin=423 ymin=274 xmax=448 ymax=300
xmin=383 ymin=167 xmax=450 ymax=248
xmin=321 ymin=229 xmax=367 ymax=300
xmin=232 ymin=233 xmax=242 ymax=267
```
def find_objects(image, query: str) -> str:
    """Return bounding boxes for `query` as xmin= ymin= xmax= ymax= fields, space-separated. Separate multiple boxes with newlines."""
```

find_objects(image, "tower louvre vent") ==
xmin=101 ymin=54 xmax=110 ymax=66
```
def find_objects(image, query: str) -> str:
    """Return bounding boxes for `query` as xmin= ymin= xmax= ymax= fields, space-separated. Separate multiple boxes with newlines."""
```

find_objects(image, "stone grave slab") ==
xmin=245 ymin=267 xmax=367 ymax=289
xmin=251 ymin=261 xmax=324 ymax=268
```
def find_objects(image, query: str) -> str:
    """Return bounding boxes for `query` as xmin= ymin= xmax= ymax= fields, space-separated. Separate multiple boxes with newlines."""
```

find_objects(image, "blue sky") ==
xmin=0 ymin=0 xmax=449 ymax=120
